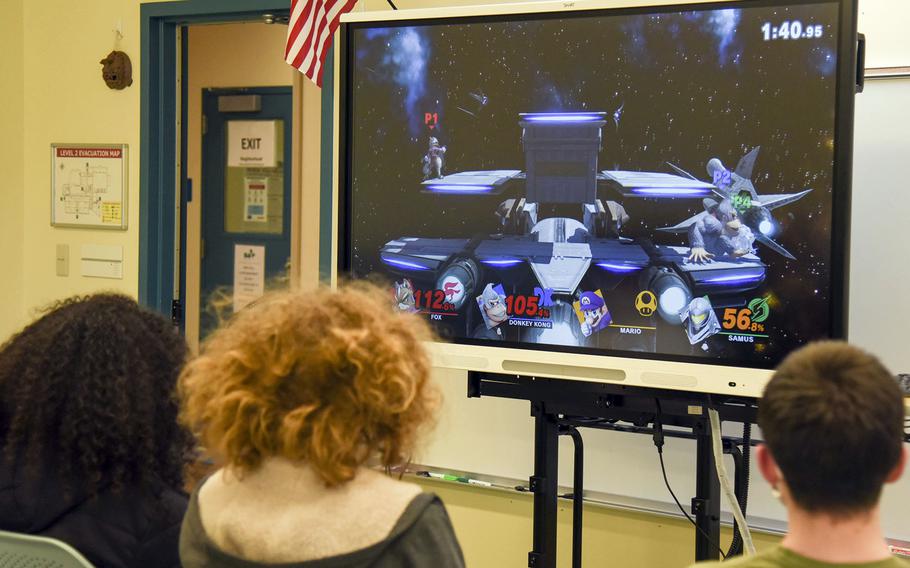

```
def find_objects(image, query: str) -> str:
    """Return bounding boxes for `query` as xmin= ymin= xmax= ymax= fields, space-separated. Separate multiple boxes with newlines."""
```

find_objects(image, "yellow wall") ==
xmin=184 ymin=22 xmax=296 ymax=349
xmin=0 ymin=2 xmax=322 ymax=342
xmin=9 ymin=0 xmax=149 ymax=338
xmin=0 ymin=0 xmax=25 ymax=341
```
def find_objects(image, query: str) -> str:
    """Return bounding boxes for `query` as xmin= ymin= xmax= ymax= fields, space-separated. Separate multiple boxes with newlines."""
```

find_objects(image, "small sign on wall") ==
xmin=80 ymin=244 xmax=123 ymax=279
xmin=51 ymin=144 xmax=128 ymax=229
xmin=227 ymin=121 xmax=276 ymax=167
xmin=233 ymin=244 xmax=265 ymax=312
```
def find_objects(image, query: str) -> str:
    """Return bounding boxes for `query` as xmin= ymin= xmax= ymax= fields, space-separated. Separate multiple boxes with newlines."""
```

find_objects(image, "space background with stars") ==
xmin=344 ymin=1 xmax=843 ymax=368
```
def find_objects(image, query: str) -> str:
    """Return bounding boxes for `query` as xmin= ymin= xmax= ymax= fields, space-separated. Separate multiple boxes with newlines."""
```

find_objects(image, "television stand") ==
xmin=467 ymin=371 xmax=759 ymax=568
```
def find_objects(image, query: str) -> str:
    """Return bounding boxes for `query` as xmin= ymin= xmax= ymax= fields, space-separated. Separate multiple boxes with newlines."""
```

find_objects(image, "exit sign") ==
xmin=227 ymin=120 xmax=276 ymax=167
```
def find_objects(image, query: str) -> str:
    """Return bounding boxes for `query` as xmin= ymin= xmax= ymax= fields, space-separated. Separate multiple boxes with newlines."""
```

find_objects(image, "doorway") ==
xmin=139 ymin=2 xmax=328 ymax=335
xmin=198 ymin=87 xmax=293 ymax=337
xmin=181 ymin=21 xmax=298 ymax=349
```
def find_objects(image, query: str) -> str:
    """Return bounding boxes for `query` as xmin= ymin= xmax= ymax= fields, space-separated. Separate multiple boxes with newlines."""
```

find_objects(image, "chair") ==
xmin=0 ymin=530 xmax=94 ymax=568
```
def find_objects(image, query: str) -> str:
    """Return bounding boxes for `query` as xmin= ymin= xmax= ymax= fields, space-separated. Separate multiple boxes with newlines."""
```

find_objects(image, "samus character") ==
xmin=577 ymin=291 xmax=611 ymax=337
xmin=688 ymin=198 xmax=756 ymax=263
xmin=394 ymin=279 xmax=417 ymax=312
xmin=680 ymin=296 xmax=721 ymax=345
xmin=478 ymin=283 xmax=508 ymax=329
xmin=422 ymin=137 xmax=447 ymax=180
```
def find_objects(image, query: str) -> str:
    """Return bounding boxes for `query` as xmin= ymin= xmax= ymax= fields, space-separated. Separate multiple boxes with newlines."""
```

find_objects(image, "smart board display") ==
xmin=339 ymin=0 xmax=852 ymax=369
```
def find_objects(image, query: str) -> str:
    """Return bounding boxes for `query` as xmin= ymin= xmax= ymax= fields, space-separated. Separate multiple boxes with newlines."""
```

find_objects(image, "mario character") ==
xmin=574 ymin=290 xmax=612 ymax=337
xmin=680 ymin=296 xmax=721 ymax=346
xmin=688 ymin=198 xmax=756 ymax=263
xmin=421 ymin=137 xmax=447 ymax=180
xmin=393 ymin=279 xmax=417 ymax=313
xmin=476 ymin=283 xmax=509 ymax=332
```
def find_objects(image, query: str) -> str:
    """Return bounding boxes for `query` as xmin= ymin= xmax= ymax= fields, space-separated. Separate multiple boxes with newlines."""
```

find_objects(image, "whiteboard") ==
xmin=417 ymin=76 xmax=910 ymax=539
xmin=857 ymin=0 xmax=910 ymax=69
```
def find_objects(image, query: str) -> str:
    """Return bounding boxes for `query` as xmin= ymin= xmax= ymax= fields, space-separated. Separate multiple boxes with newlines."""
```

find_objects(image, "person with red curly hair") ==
xmin=178 ymin=283 xmax=465 ymax=567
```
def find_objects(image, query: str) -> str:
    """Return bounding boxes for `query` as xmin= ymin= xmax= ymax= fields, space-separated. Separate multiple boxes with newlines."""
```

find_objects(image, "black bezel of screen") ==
xmin=336 ymin=0 xmax=857 ymax=371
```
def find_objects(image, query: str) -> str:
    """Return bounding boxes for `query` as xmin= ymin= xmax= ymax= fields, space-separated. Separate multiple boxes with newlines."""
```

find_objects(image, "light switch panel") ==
xmin=55 ymin=244 xmax=69 ymax=277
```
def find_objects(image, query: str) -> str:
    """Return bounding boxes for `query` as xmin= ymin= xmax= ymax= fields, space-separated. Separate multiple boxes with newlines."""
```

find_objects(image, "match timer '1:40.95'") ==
xmin=762 ymin=20 xmax=824 ymax=40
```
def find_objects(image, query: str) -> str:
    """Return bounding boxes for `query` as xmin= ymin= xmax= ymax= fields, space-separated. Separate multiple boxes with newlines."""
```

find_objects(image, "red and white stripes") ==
xmin=285 ymin=0 xmax=358 ymax=87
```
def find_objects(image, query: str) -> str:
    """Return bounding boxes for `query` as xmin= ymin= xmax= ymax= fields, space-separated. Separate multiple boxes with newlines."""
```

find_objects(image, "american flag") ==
xmin=285 ymin=0 xmax=358 ymax=87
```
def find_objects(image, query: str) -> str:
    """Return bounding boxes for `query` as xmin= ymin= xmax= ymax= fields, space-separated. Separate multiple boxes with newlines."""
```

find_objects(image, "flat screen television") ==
xmin=335 ymin=0 xmax=858 ymax=397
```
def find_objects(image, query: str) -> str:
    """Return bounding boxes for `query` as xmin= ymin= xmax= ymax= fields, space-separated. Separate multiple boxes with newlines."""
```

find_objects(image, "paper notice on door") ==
xmin=227 ymin=121 xmax=276 ymax=167
xmin=233 ymin=244 xmax=265 ymax=312
xmin=244 ymin=177 xmax=268 ymax=222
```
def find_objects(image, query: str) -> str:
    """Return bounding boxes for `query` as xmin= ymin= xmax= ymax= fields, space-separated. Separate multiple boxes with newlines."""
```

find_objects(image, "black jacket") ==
xmin=0 ymin=460 xmax=188 ymax=568
xmin=180 ymin=491 xmax=465 ymax=568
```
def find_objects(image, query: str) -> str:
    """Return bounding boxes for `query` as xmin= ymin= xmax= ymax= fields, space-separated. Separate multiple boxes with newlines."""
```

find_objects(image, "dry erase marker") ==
xmin=425 ymin=472 xmax=465 ymax=482
xmin=417 ymin=471 xmax=493 ymax=487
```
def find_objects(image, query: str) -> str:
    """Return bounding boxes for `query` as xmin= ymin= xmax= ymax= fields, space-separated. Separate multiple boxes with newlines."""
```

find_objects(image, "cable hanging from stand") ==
xmin=653 ymin=399 xmax=727 ymax=560
xmin=708 ymin=408 xmax=756 ymax=555
xmin=726 ymin=423 xmax=752 ymax=557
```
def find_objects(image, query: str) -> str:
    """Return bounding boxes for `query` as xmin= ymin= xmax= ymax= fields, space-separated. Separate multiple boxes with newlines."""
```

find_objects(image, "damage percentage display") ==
xmin=394 ymin=279 xmax=460 ymax=317
xmin=504 ymin=294 xmax=551 ymax=319
xmin=721 ymin=297 xmax=771 ymax=333
xmin=414 ymin=289 xmax=458 ymax=312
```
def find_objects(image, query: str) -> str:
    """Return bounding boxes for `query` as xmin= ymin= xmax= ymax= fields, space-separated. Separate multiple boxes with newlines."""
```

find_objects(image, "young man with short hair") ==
xmin=694 ymin=341 xmax=908 ymax=567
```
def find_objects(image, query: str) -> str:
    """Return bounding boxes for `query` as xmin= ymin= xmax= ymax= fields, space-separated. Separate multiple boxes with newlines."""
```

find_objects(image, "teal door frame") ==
xmin=139 ymin=0 xmax=336 ymax=317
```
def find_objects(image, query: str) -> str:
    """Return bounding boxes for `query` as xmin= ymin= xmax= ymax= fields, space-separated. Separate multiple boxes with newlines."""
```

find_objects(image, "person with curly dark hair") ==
xmin=0 ymin=293 xmax=195 ymax=568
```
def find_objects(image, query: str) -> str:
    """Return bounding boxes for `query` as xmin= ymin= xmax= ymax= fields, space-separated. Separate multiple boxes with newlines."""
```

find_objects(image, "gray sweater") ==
xmin=180 ymin=490 xmax=465 ymax=568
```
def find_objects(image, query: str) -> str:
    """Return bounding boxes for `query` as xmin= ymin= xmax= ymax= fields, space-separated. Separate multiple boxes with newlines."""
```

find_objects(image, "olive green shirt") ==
xmin=692 ymin=546 xmax=908 ymax=568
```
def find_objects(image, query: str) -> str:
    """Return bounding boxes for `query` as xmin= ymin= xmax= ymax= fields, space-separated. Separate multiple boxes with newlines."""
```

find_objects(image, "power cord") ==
xmin=708 ymin=408 xmax=755 ymax=555
xmin=653 ymin=399 xmax=727 ymax=560
xmin=727 ymin=423 xmax=752 ymax=557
